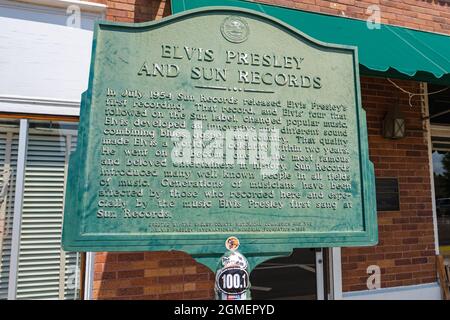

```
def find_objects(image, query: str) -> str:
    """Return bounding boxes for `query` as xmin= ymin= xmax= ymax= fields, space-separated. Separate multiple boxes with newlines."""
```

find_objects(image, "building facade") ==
xmin=1 ymin=0 xmax=449 ymax=300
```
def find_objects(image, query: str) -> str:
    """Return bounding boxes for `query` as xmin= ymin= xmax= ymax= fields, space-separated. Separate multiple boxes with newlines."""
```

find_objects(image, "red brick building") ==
xmin=1 ymin=0 xmax=449 ymax=300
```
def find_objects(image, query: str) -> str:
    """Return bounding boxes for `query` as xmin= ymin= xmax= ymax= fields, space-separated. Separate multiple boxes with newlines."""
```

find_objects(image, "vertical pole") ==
xmin=58 ymin=134 xmax=71 ymax=299
xmin=315 ymin=249 xmax=324 ymax=300
xmin=83 ymin=252 xmax=95 ymax=300
xmin=78 ymin=252 xmax=86 ymax=300
xmin=422 ymin=82 xmax=440 ymax=255
xmin=328 ymin=247 xmax=343 ymax=300
xmin=7 ymin=119 xmax=28 ymax=300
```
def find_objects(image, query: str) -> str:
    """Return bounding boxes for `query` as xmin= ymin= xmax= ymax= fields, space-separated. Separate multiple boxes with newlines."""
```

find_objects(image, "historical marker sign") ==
xmin=62 ymin=8 xmax=377 ymax=257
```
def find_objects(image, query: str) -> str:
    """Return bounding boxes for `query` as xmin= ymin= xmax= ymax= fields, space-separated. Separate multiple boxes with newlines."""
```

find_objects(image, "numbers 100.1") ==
xmin=220 ymin=273 xmax=247 ymax=290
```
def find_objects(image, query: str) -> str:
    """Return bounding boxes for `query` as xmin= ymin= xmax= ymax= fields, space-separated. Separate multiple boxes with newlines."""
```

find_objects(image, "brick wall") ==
xmin=257 ymin=0 xmax=450 ymax=34
xmin=93 ymin=251 xmax=214 ymax=299
xmin=90 ymin=0 xmax=171 ymax=22
xmin=341 ymin=76 xmax=437 ymax=292
xmin=97 ymin=0 xmax=450 ymax=35
xmin=87 ymin=0 xmax=170 ymax=22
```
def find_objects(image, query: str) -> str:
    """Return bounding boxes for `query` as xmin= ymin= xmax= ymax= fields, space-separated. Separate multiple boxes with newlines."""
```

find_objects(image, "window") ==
xmin=0 ymin=119 xmax=82 ymax=299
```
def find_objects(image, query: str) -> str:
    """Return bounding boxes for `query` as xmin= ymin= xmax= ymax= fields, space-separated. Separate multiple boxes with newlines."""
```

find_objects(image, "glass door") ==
xmin=432 ymin=130 xmax=450 ymax=254
xmin=249 ymin=248 xmax=325 ymax=300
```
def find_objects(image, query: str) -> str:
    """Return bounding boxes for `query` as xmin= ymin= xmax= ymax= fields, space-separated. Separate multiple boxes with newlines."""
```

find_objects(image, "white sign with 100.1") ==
xmin=217 ymin=267 xmax=250 ymax=295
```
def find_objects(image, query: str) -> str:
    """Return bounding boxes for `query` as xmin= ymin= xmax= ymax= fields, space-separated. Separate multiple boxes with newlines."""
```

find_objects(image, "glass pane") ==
xmin=433 ymin=149 xmax=450 ymax=247
xmin=250 ymin=248 xmax=318 ymax=300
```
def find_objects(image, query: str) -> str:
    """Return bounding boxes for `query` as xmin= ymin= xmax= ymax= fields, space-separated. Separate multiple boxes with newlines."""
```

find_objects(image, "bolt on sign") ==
xmin=62 ymin=7 xmax=377 ymax=268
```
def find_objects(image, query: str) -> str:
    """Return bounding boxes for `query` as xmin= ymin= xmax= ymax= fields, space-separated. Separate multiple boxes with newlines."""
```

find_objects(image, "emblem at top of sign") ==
xmin=225 ymin=236 xmax=240 ymax=251
xmin=221 ymin=16 xmax=249 ymax=43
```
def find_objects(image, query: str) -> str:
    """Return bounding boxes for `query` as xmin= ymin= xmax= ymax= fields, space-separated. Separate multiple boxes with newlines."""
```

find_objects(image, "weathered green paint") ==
xmin=62 ymin=7 xmax=377 ymax=267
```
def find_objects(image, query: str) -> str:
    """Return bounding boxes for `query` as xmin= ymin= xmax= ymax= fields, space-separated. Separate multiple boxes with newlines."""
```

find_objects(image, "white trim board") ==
xmin=0 ymin=0 xmax=105 ymax=24
xmin=0 ymin=11 xmax=95 ymax=107
xmin=422 ymin=83 xmax=440 ymax=255
xmin=328 ymin=248 xmax=343 ymax=300
xmin=0 ymin=95 xmax=80 ymax=116
xmin=11 ymin=0 xmax=106 ymax=14
xmin=84 ymin=252 xmax=95 ymax=300
xmin=342 ymin=283 xmax=441 ymax=300
xmin=7 ymin=119 xmax=28 ymax=300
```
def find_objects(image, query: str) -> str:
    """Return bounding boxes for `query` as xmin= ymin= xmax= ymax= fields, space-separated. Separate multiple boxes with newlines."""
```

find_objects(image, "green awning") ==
xmin=172 ymin=0 xmax=450 ymax=85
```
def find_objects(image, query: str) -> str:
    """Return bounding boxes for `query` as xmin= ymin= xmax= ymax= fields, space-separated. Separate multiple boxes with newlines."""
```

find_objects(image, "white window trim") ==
xmin=6 ymin=119 xmax=28 ymax=300
xmin=0 ymin=95 xmax=80 ymax=117
xmin=315 ymin=249 xmax=324 ymax=300
xmin=422 ymin=82 xmax=441 ymax=255
xmin=328 ymin=247 xmax=343 ymax=300
xmin=84 ymin=252 xmax=95 ymax=300
xmin=0 ymin=0 xmax=106 ymax=118
xmin=6 ymin=0 xmax=106 ymax=14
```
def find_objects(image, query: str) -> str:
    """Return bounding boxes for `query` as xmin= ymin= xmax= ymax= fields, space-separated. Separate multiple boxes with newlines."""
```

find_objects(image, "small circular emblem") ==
xmin=221 ymin=16 xmax=249 ymax=43
xmin=225 ymin=236 xmax=240 ymax=251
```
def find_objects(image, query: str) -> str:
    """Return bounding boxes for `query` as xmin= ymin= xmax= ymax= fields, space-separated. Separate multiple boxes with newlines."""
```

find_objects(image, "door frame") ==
xmin=425 ymin=80 xmax=450 ymax=255
xmin=430 ymin=124 xmax=450 ymax=255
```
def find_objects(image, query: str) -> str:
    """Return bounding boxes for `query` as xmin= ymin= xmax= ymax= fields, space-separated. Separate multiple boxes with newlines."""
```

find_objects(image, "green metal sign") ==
xmin=62 ymin=7 xmax=377 ymax=269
